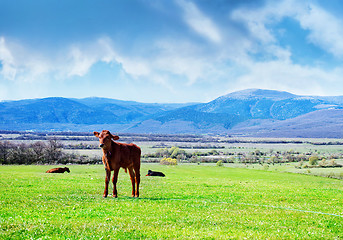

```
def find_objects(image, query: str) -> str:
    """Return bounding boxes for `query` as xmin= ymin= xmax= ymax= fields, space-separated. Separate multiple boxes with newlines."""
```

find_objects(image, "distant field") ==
xmin=2 ymin=131 xmax=343 ymax=180
xmin=1 ymin=164 xmax=342 ymax=239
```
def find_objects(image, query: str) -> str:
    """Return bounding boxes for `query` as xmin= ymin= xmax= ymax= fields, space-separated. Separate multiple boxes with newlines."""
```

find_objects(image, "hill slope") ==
xmin=230 ymin=109 xmax=343 ymax=138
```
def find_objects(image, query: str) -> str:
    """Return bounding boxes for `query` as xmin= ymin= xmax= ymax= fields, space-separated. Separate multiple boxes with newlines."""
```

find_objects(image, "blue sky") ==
xmin=1 ymin=0 xmax=343 ymax=103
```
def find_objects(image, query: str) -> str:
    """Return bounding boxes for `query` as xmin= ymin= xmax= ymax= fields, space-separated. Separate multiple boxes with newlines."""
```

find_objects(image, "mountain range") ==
xmin=1 ymin=89 xmax=343 ymax=138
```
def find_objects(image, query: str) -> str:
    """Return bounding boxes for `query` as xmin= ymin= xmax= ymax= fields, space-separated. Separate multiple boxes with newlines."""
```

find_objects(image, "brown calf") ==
xmin=93 ymin=130 xmax=141 ymax=198
xmin=46 ymin=167 xmax=70 ymax=173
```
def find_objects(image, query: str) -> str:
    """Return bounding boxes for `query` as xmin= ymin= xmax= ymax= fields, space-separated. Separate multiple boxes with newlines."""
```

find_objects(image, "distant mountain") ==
xmin=1 ymin=89 xmax=343 ymax=138
xmin=130 ymin=89 xmax=343 ymax=136
xmin=74 ymin=97 xmax=193 ymax=123
xmin=0 ymin=97 xmax=119 ymax=125
xmin=0 ymin=97 xmax=195 ymax=132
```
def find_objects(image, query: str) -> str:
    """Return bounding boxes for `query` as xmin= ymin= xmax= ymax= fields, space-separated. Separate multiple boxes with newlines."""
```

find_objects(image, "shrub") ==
xmin=296 ymin=160 xmax=304 ymax=169
xmin=209 ymin=150 xmax=219 ymax=155
xmin=216 ymin=160 xmax=223 ymax=167
xmin=189 ymin=156 xmax=198 ymax=163
xmin=328 ymin=159 xmax=338 ymax=167
xmin=309 ymin=156 xmax=319 ymax=166
xmin=318 ymin=159 xmax=326 ymax=167
xmin=160 ymin=157 xmax=178 ymax=165
xmin=268 ymin=156 xmax=279 ymax=164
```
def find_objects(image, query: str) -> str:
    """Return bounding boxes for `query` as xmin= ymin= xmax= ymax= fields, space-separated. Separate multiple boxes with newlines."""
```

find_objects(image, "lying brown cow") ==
xmin=94 ymin=130 xmax=141 ymax=198
xmin=46 ymin=167 xmax=70 ymax=173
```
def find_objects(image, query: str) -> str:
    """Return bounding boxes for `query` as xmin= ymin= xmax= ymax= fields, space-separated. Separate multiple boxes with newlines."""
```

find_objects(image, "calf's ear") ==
xmin=93 ymin=131 xmax=100 ymax=138
xmin=111 ymin=134 xmax=120 ymax=140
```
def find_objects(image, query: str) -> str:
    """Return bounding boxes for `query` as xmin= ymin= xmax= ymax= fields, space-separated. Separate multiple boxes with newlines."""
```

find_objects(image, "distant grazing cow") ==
xmin=94 ymin=130 xmax=141 ymax=198
xmin=146 ymin=170 xmax=165 ymax=177
xmin=46 ymin=167 xmax=70 ymax=173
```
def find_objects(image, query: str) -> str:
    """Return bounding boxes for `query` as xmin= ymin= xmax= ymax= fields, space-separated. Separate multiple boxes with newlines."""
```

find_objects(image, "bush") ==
xmin=216 ymin=160 xmax=224 ymax=167
xmin=318 ymin=159 xmax=326 ymax=167
xmin=328 ymin=159 xmax=338 ymax=167
xmin=309 ymin=156 xmax=319 ymax=166
xmin=160 ymin=157 xmax=178 ymax=165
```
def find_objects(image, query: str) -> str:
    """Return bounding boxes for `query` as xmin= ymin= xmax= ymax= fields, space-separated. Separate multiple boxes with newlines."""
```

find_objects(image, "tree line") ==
xmin=0 ymin=140 xmax=100 ymax=165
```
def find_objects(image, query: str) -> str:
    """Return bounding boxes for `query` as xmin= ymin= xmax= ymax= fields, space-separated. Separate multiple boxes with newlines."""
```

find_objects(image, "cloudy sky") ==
xmin=1 ymin=0 xmax=343 ymax=103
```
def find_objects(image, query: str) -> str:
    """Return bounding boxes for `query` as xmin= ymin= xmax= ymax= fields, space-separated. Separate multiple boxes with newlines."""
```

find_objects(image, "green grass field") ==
xmin=0 ymin=164 xmax=342 ymax=239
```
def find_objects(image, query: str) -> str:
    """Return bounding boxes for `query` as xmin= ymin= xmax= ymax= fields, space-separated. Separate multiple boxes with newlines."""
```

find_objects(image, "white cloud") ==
xmin=0 ymin=36 xmax=153 ymax=87
xmin=66 ymin=37 xmax=152 ymax=78
xmin=0 ymin=36 xmax=104 ymax=82
xmin=232 ymin=0 xmax=343 ymax=58
xmin=114 ymin=55 xmax=151 ymax=77
xmin=176 ymin=0 xmax=222 ymax=44
xmin=295 ymin=4 xmax=343 ymax=57
xmin=235 ymin=58 xmax=343 ymax=96
xmin=67 ymin=47 xmax=97 ymax=77
xmin=153 ymin=39 xmax=212 ymax=85
xmin=73 ymin=37 xmax=216 ymax=87
xmin=231 ymin=2 xmax=277 ymax=44
xmin=0 ymin=37 xmax=17 ymax=80
xmin=65 ymin=38 xmax=117 ymax=77
xmin=0 ymin=37 xmax=55 ymax=83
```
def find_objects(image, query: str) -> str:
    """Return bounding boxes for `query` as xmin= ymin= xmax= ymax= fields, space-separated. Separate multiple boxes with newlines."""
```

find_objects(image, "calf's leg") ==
xmin=104 ymin=169 xmax=111 ymax=198
xmin=112 ymin=168 xmax=119 ymax=198
xmin=134 ymin=166 xmax=140 ymax=197
xmin=128 ymin=167 xmax=136 ymax=197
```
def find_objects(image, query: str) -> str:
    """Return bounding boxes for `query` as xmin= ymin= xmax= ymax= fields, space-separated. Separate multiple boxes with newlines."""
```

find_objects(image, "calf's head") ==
xmin=64 ymin=167 xmax=70 ymax=173
xmin=93 ymin=130 xmax=119 ymax=150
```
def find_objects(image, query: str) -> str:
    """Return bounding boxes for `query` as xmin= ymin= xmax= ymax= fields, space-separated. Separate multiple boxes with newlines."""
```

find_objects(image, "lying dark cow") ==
xmin=146 ymin=170 xmax=165 ymax=177
xmin=46 ymin=167 xmax=70 ymax=173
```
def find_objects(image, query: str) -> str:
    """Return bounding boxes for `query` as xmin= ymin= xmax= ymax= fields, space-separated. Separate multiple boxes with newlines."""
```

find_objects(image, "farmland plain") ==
xmin=2 ymin=131 xmax=343 ymax=178
xmin=0 ymin=164 xmax=342 ymax=239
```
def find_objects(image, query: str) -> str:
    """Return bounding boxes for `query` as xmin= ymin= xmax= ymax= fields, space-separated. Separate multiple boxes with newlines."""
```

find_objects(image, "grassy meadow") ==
xmin=0 ymin=164 xmax=342 ymax=239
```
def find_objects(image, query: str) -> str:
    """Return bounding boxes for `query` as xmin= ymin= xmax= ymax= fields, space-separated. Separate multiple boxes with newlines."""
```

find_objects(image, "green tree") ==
xmin=309 ymin=156 xmax=319 ymax=166
xmin=216 ymin=160 xmax=224 ymax=167
xmin=170 ymin=147 xmax=179 ymax=158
